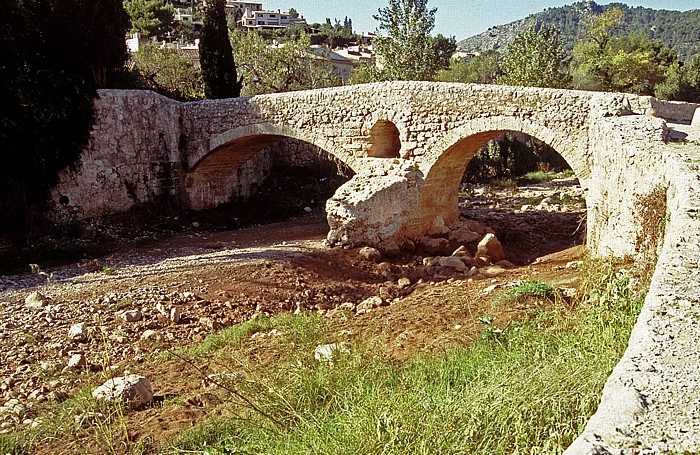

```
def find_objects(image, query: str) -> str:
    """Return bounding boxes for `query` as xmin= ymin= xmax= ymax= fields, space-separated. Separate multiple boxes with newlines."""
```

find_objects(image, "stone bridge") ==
xmin=51 ymin=82 xmax=700 ymax=453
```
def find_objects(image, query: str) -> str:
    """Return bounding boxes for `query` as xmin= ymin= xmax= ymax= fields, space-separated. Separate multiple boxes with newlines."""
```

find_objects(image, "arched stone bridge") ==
xmin=52 ymin=82 xmax=700 ymax=454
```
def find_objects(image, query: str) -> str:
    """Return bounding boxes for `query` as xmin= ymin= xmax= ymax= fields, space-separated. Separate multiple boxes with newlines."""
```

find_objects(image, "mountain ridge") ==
xmin=456 ymin=1 xmax=700 ymax=61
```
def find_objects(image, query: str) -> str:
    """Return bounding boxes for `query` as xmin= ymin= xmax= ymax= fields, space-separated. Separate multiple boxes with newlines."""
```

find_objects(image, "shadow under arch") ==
xmin=418 ymin=117 xmax=589 ymax=231
xmin=185 ymin=123 xmax=355 ymax=211
xmin=187 ymin=122 xmax=358 ymax=173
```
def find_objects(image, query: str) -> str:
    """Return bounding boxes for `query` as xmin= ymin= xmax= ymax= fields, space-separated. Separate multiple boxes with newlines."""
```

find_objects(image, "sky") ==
xmin=259 ymin=0 xmax=700 ymax=40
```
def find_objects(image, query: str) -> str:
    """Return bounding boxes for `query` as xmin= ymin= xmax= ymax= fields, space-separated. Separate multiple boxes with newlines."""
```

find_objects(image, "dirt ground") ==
xmin=0 ymin=176 xmax=587 ymax=453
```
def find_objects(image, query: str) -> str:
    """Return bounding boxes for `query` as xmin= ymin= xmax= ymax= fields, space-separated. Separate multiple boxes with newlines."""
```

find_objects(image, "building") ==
xmin=225 ymin=1 xmax=263 ymax=15
xmin=229 ymin=1 xmax=307 ymax=30
xmin=310 ymin=46 xmax=356 ymax=81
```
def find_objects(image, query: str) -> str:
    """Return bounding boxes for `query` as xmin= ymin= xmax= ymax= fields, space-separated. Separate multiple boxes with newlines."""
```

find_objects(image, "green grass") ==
xmin=510 ymin=280 xmax=557 ymax=299
xmin=164 ymin=312 xmax=329 ymax=360
xmin=517 ymin=171 xmax=558 ymax=184
xmin=164 ymin=259 xmax=643 ymax=455
xmin=0 ymin=433 xmax=32 ymax=455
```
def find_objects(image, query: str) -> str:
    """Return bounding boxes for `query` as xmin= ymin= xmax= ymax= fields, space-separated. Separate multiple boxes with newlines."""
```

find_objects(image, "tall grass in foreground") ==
xmin=166 ymin=258 xmax=643 ymax=455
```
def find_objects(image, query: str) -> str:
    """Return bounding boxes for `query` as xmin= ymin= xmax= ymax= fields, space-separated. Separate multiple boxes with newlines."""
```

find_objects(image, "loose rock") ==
xmin=92 ymin=375 xmax=153 ymax=409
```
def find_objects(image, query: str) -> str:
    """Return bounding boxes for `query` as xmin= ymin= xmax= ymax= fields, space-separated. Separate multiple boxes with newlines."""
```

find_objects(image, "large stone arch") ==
xmin=185 ymin=123 xmax=356 ymax=211
xmin=417 ymin=116 xmax=589 ymax=232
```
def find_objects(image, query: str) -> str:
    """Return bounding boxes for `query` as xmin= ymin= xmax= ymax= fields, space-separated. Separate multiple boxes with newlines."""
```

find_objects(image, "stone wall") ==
xmin=567 ymin=117 xmax=700 ymax=454
xmin=49 ymin=91 xmax=182 ymax=224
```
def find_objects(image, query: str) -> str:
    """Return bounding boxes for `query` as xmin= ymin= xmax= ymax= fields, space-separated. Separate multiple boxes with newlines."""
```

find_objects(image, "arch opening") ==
xmin=420 ymin=130 xmax=586 ymax=266
xmin=185 ymin=135 xmax=354 ymax=231
xmin=367 ymin=120 xmax=401 ymax=158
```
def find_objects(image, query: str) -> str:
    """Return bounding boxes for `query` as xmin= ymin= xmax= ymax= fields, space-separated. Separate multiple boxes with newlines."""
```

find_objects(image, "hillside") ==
xmin=457 ymin=1 xmax=700 ymax=61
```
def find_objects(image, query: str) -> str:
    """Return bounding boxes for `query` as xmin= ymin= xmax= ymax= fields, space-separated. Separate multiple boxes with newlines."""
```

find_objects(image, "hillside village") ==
xmin=127 ymin=1 xmax=378 ymax=82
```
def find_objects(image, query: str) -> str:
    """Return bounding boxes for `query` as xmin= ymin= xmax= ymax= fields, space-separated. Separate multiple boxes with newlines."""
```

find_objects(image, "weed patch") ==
xmin=164 ymin=259 xmax=643 ymax=455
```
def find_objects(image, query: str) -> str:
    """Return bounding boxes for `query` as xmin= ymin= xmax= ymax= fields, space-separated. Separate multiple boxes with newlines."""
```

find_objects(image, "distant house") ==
xmin=228 ymin=1 xmax=307 ymax=30
xmin=174 ymin=8 xmax=203 ymax=29
xmin=310 ymin=45 xmax=356 ymax=81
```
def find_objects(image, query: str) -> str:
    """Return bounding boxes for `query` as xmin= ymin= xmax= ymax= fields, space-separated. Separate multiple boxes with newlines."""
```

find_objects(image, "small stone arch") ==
xmin=188 ymin=122 xmax=357 ymax=172
xmin=417 ymin=116 xmax=589 ymax=232
xmin=367 ymin=120 xmax=401 ymax=158
xmin=185 ymin=122 xmax=356 ymax=211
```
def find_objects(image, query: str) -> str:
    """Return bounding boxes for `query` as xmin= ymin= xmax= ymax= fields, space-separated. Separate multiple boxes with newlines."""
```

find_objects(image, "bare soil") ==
xmin=0 ymin=176 xmax=586 ymax=453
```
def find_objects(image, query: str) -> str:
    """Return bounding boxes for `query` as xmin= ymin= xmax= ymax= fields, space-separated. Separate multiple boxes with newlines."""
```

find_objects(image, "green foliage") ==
xmin=0 ymin=433 xmax=32 ymax=454
xmin=372 ymin=0 xmax=441 ymax=81
xmin=200 ymin=0 xmax=241 ymax=99
xmin=316 ymin=16 xmax=358 ymax=48
xmin=655 ymin=54 xmax=700 ymax=103
xmin=131 ymin=43 xmax=205 ymax=100
xmin=510 ymin=280 xmax=557 ymax=299
xmin=436 ymin=50 xmax=501 ymax=84
xmin=461 ymin=2 xmax=700 ymax=62
xmin=125 ymin=0 xmax=175 ymax=39
xmin=166 ymin=259 xmax=642 ymax=455
xmin=571 ymin=29 xmax=679 ymax=95
xmin=570 ymin=6 xmax=680 ymax=95
xmin=229 ymin=30 xmax=341 ymax=96
xmin=348 ymin=61 xmax=385 ymax=85
xmin=463 ymin=133 xmax=570 ymax=183
xmin=0 ymin=0 xmax=128 ymax=234
xmin=497 ymin=24 xmax=571 ymax=89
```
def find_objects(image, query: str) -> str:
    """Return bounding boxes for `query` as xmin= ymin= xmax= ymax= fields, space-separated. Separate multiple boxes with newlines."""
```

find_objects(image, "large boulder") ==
xmin=326 ymin=165 xmax=423 ymax=247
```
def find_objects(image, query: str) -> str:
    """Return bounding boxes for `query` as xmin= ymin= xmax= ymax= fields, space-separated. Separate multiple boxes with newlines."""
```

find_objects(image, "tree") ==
xmin=125 ymin=0 xmax=175 ymax=39
xmin=0 ymin=0 xmax=129 ymax=233
xmin=50 ymin=0 xmax=130 ymax=87
xmin=199 ymin=0 xmax=241 ymax=98
xmin=373 ymin=0 xmax=440 ymax=81
xmin=436 ymin=51 xmax=501 ymax=84
xmin=655 ymin=54 xmax=700 ymax=102
xmin=229 ymin=29 xmax=341 ymax=95
xmin=288 ymin=8 xmax=299 ymax=19
xmin=432 ymin=34 xmax=457 ymax=71
xmin=497 ymin=24 xmax=570 ymax=89
xmin=570 ymin=7 xmax=680 ymax=95
xmin=132 ymin=44 xmax=205 ymax=100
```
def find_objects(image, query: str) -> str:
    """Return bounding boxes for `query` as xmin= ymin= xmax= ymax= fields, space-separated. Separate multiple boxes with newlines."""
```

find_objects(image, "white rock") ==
xmin=140 ymin=330 xmax=159 ymax=341
xmin=92 ymin=375 xmax=153 ymax=408
xmin=314 ymin=343 xmax=350 ymax=362
xmin=67 ymin=354 xmax=86 ymax=369
xmin=428 ymin=215 xmax=451 ymax=235
xmin=397 ymin=277 xmax=412 ymax=289
xmin=24 ymin=291 xmax=48 ymax=309
xmin=170 ymin=307 xmax=181 ymax=324
xmin=356 ymin=296 xmax=382 ymax=313
xmin=476 ymin=233 xmax=505 ymax=262
xmin=692 ymin=107 xmax=700 ymax=128
xmin=68 ymin=323 xmax=89 ymax=342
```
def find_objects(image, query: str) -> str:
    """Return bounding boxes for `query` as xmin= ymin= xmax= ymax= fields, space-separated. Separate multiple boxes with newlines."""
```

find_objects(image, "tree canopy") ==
xmin=229 ymin=30 xmax=341 ymax=96
xmin=125 ymin=0 xmax=175 ymax=39
xmin=372 ymin=0 xmax=440 ymax=81
xmin=497 ymin=24 xmax=570 ymax=89
xmin=570 ymin=7 xmax=679 ymax=94
xmin=0 ymin=0 xmax=129 ymax=233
